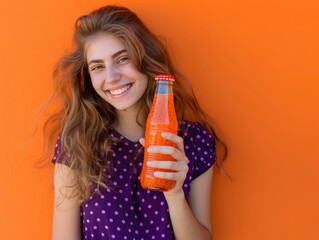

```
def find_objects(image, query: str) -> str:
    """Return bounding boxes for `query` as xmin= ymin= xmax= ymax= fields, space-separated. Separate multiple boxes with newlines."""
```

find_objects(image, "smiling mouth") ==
xmin=107 ymin=83 xmax=133 ymax=96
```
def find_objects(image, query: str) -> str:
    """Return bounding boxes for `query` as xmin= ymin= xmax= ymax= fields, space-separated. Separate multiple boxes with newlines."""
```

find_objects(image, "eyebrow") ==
xmin=87 ymin=49 xmax=127 ymax=66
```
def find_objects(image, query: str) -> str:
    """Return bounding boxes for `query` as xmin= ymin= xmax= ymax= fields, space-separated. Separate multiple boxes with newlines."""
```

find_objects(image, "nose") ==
xmin=104 ymin=65 xmax=120 ymax=84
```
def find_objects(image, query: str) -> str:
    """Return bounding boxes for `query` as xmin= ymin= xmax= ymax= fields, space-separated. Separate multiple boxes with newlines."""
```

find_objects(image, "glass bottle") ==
xmin=140 ymin=74 xmax=178 ymax=191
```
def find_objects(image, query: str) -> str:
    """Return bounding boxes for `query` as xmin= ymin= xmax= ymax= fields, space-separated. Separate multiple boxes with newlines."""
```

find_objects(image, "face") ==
xmin=85 ymin=33 xmax=148 ymax=112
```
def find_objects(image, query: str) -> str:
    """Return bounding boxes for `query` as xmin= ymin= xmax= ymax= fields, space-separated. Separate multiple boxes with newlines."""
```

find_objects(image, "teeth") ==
xmin=109 ymin=84 xmax=131 ymax=95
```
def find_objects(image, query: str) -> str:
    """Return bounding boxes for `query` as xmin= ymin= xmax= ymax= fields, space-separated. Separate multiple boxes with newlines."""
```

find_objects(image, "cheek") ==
xmin=142 ymin=81 xmax=148 ymax=92
xmin=138 ymin=73 xmax=148 ymax=87
xmin=90 ymin=74 xmax=103 ymax=91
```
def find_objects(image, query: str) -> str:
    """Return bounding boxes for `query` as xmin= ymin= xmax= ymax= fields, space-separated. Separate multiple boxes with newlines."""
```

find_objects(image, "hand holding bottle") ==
xmin=139 ymin=131 xmax=189 ymax=197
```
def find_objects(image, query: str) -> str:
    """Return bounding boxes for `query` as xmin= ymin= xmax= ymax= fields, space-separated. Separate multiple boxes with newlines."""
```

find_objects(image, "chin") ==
xmin=114 ymin=104 xmax=134 ymax=111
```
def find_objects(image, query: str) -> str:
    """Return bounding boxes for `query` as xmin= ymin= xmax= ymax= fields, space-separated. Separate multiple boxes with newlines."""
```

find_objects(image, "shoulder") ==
xmin=179 ymin=120 xmax=217 ymax=180
xmin=52 ymin=134 xmax=71 ymax=166
xmin=179 ymin=120 xmax=214 ymax=143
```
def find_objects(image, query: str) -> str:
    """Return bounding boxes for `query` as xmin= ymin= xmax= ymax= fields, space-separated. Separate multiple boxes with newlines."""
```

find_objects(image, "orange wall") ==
xmin=0 ymin=0 xmax=318 ymax=239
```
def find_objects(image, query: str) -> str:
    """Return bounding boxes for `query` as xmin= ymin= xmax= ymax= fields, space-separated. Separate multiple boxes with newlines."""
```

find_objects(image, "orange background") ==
xmin=0 ymin=0 xmax=318 ymax=239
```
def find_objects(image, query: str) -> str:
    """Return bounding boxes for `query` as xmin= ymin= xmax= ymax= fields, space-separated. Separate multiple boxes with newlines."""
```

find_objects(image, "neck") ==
xmin=114 ymin=108 xmax=147 ymax=142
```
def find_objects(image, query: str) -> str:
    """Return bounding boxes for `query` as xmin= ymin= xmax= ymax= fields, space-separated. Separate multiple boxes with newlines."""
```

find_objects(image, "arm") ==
xmin=52 ymin=163 xmax=81 ymax=240
xmin=165 ymin=167 xmax=213 ymax=240
xmin=144 ymin=132 xmax=213 ymax=240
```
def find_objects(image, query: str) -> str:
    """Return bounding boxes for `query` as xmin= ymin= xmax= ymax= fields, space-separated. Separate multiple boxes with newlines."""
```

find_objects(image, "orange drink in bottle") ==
xmin=140 ymin=74 xmax=178 ymax=191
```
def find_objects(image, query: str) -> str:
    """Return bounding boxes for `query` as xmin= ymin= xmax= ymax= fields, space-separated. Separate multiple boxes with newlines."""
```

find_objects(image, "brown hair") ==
xmin=40 ymin=5 xmax=227 ymax=203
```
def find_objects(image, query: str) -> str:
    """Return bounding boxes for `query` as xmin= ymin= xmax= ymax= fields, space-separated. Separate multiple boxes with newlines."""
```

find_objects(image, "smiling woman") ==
xmin=40 ymin=5 xmax=227 ymax=240
xmin=86 ymin=34 xmax=148 ymax=111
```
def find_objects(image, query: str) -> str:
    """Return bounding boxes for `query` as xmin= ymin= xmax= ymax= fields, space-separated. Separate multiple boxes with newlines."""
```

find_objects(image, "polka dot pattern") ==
xmin=53 ymin=120 xmax=216 ymax=239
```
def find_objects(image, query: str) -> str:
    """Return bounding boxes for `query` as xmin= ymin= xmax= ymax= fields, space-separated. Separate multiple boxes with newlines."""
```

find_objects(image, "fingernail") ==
xmin=161 ymin=132 xmax=168 ymax=137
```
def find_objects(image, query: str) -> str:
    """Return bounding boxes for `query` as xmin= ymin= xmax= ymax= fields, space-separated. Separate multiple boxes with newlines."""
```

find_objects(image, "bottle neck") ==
xmin=155 ymin=80 xmax=174 ymax=94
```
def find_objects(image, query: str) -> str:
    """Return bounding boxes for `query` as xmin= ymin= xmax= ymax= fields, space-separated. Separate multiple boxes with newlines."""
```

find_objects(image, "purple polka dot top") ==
xmin=53 ymin=120 xmax=216 ymax=240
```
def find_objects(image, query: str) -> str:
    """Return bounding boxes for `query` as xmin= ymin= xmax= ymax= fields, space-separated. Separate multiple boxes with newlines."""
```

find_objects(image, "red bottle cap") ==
xmin=155 ymin=74 xmax=175 ymax=81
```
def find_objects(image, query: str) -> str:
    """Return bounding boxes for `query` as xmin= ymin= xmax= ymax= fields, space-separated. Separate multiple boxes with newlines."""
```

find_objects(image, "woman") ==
xmin=46 ymin=5 xmax=226 ymax=240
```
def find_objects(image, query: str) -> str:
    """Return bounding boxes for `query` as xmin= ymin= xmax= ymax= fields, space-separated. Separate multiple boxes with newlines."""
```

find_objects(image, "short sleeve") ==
xmin=191 ymin=122 xmax=217 ymax=179
xmin=52 ymin=135 xmax=67 ymax=165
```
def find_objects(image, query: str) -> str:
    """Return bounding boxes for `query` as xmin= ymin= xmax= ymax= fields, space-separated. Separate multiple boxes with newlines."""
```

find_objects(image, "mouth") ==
xmin=106 ymin=83 xmax=133 ymax=96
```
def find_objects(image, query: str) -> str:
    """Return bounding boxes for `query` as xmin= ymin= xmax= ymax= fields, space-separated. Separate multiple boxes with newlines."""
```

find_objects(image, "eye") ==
xmin=91 ymin=65 xmax=104 ymax=71
xmin=117 ymin=56 xmax=129 ymax=64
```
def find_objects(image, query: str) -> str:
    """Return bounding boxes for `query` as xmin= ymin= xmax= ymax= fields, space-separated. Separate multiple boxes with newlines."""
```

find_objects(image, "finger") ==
xmin=154 ymin=171 xmax=187 ymax=180
xmin=161 ymin=132 xmax=184 ymax=152
xmin=139 ymin=137 xmax=145 ymax=147
xmin=148 ymin=146 xmax=187 ymax=162
xmin=147 ymin=160 xmax=189 ymax=172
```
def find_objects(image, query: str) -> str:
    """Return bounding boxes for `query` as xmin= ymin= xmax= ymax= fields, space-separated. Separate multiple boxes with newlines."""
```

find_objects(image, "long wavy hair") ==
xmin=40 ymin=5 xmax=228 ymax=203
